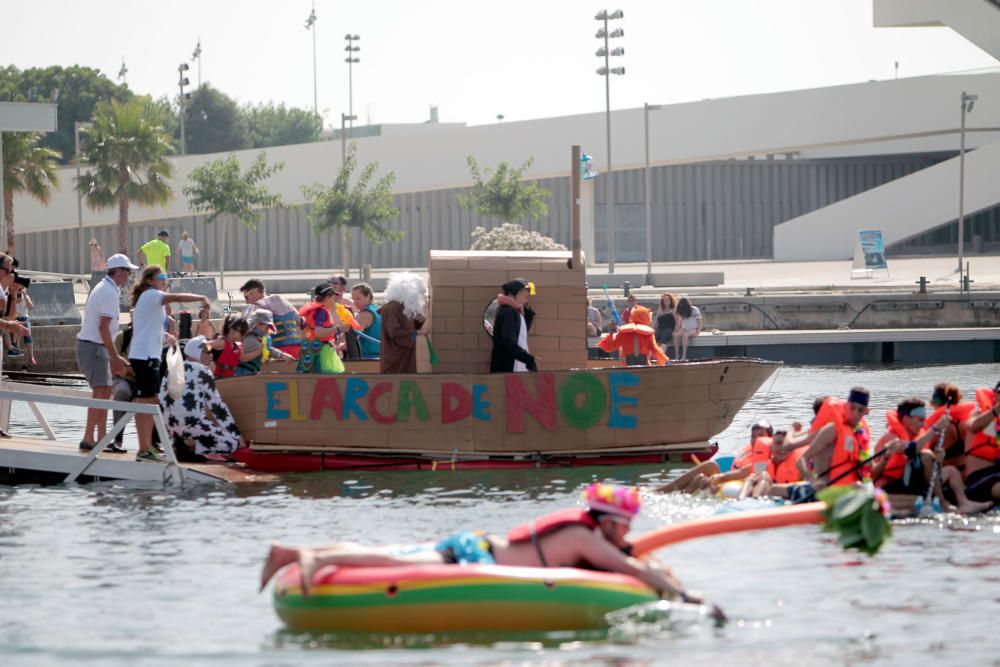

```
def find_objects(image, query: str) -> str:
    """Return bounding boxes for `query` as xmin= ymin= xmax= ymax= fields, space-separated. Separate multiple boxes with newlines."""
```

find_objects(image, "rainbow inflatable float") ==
xmin=273 ymin=563 xmax=657 ymax=633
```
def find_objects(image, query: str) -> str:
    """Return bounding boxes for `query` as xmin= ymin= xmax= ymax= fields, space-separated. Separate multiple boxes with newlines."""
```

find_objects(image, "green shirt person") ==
xmin=138 ymin=230 xmax=171 ymax=271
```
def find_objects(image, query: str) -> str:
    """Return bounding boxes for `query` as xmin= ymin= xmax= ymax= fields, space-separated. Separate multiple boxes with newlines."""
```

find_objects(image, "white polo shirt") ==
xmin=77 ymin=276 xmax=121 ymax=344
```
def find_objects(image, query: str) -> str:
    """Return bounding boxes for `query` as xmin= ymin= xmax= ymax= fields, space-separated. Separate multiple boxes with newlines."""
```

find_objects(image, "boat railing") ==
xmin=0 ymin=379 xmax=184 ymax=484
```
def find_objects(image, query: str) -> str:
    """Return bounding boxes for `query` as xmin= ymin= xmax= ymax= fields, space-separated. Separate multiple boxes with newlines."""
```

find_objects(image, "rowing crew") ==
xmin=660 ymin=382 xmax=1000 ymax=515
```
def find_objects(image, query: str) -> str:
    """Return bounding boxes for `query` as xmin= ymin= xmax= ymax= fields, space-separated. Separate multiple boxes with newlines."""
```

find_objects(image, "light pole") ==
xmin=117 ymin=58 xmax=128 ymax=84
xmin=74 ymin=121 xmax=94 ymax=275
xmin=341 ymin=113 xmax=358 ymax=276
xmin=344 ymin=34 xmax=360 ymax=129
xmin=595 ymin=9 xmax=624 ymax=273
xmin=644 ymin=103 xmax=663 ymax=286
xmin=957 ymin=90 xmax=977 ymax=273
xmin=305 ymin=7 xmax=318 ymax=116
xmin=192 ymin=38 xmax=202 ymax=87
xmin=178 ymin=63 xmax=190 ymax=155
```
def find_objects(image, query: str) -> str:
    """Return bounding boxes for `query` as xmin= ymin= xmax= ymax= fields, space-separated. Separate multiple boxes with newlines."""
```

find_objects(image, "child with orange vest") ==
xmin=962 ymin=382 xmax=1000 ymax=504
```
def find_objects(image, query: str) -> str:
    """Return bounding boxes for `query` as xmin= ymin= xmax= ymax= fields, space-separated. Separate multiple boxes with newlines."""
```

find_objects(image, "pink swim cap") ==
xmin=583 ymin=483 xmax=641 ymax=518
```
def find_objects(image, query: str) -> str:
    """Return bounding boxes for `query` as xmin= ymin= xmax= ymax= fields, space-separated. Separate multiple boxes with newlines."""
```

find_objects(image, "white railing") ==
xmin=0 ymin=379 xmax=185 ymax=485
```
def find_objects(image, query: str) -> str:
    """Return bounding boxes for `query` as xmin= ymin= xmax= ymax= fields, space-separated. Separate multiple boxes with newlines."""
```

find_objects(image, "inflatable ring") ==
xmin=273 ymin=563 xmax=657 ymax=633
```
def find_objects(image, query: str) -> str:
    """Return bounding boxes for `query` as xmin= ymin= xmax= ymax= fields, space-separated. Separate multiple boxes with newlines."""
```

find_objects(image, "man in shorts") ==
xmin=138 ymin=230 xmax=171 ymax=273
xmin=76 ymin=253 xmax=137 ymax=452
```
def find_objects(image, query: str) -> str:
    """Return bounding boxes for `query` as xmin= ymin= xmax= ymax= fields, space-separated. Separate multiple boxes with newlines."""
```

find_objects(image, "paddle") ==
xmin=425 ymin=335 xmax=439 ymax=365
xmin=920 ymin=400 xmax=951 ymax=515
xmin=601 ymin=284 xmax=622 ymax=327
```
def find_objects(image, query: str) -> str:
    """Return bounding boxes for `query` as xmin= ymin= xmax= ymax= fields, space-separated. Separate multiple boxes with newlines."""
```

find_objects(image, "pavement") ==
xmin=68 ymin=253 xmax=1000 ymax=308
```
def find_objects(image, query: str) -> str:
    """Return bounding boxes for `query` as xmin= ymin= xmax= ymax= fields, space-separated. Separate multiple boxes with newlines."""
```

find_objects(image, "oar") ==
xmin=921 ymin=402 xmax=951 ymax=515
xmin=425 ymin=335 xmax=439 ymax=365
xmin=601 ymin=284 xmax=622 ymax=327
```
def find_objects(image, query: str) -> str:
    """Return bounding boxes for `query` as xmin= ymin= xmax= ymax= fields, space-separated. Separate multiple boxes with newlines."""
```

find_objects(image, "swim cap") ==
xmin=583 ymin=483 xmax=641 ymax=518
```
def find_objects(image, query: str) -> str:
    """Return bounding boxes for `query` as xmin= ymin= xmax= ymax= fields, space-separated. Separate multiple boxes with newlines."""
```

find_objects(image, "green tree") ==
xmin=244 ymin=102 xmax=322 ymax=148
xmin=457 ymin=156 xmax=550 ymax=223
xmin=75 ymin=97 xmax=174 ymax=255
xmin=151 ymin=95 xmax=181 ymax=154
xmin=185 ymin=84 xmax=250 ymax=154
xmin=0 ymin=65 xmax=132 ymax=163
xmin=183 ymin=152 xmax=284 ymax=288
xmin=1 ymin=132 xmax=60 ymax=255
xmin=302 ymin=143 xmax=401 ymax=277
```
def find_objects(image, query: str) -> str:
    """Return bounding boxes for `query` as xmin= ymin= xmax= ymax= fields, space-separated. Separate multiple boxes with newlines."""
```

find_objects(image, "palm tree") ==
xmin=1 ymin=132 xmax=60 ymax=255
xmin=75 ymin=97 xmax=174 ymax=255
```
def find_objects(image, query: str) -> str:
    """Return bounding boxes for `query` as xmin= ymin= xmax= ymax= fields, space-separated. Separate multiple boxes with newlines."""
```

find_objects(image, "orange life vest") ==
xmin=298 ymin=302 xmax=336 ymax=342
xmin=768 ymin=446 xmax=804 ymax=483
xmin=733 ymin=436 xmax=772 ymax=471
xmin=507 ymin=508 xmax=598 ymax=543
xmin=812 ymin=397 xmax=871 ymax=487
xmin=925 ymin=401 xmax=976 ymax=463
xmin=596 ymin=322 xmax=668 ymax=366
xmin=877 ymin=411 xmax=926 ymax=485
xmin=966 ymin=388 xmax=1000 ymax=464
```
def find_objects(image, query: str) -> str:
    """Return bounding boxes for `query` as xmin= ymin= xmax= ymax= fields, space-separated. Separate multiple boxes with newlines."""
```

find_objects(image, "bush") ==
xmin=470 ymin=223 xmax=566 ymax=251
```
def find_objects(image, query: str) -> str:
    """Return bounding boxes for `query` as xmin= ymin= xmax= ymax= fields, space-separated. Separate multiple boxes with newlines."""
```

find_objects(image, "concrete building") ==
xmin=12 ymin=0 xmax=1000 ymax=272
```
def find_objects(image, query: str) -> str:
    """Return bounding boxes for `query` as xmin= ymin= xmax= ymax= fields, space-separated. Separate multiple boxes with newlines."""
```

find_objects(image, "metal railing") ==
xmin=0 ymin=379 xmax=184 ymax=485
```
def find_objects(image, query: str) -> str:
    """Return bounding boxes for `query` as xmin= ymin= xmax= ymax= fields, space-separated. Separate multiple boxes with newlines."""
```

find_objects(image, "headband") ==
xmin=906 ymin=406 xmax=927 ymax=419
xmin=847 ymin=390 xmax=869 ymax=407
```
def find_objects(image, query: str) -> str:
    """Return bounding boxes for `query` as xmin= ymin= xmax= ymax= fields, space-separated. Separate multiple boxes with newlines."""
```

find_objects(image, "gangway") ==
xmin=0 ymin=380 xmax=272 ymax=485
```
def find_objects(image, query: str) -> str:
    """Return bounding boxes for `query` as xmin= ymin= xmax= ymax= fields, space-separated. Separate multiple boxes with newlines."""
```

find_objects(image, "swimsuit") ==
xmin=435 ymin=531 xmax=495 ymax=565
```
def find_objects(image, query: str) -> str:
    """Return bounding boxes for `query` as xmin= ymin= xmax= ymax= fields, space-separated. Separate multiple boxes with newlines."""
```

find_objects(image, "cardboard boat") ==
xmin=218 ymin=250 xmax=780 ymax=470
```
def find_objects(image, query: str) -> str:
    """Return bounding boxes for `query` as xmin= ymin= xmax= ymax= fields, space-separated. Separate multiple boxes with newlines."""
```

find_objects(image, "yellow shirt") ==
xmin=140 ymin=239 xmax=171 ymax=269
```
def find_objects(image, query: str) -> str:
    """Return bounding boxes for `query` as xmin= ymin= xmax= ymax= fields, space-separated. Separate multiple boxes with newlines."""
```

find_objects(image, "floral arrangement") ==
xmin=818 ymin=486 xmax=892 ymax=556
xmin=470 ymin=223 xmax=567 ymax=251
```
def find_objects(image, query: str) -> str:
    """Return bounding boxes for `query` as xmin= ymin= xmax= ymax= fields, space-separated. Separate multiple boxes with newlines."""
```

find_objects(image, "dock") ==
xmin=0 ymin=380 xmax=275 ymax=486
xmin=688 ymin=326 xmax=1000 ymax=364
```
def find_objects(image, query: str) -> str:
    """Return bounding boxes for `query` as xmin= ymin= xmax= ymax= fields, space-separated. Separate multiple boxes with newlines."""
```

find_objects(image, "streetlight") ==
xmin=74 ymin=121 xmax=94 ymax=275
xmin=117 ymin=58 xmax=128 ymax=84
xmin=957 ymin=90 xmax=977 ymax=274
xmin=595 ymin=9 xmax=624 ymax=273
xmin=344 ymin=34 xmax=360 ymax=130
xmin=644 ymin=103 xmax=663 ymax=286
xmin=305 ymin=6 xmax=318 ymax=116
xmin=192 ymin=38 xmax=202 ymax=87
xmin=178 ymin=63 xmax=190 ymax=155
xmin=341 ymin=113 xmax=358 ymax=276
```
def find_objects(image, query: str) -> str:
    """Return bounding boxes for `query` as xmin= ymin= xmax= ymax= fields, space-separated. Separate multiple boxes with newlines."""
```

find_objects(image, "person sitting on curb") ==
xmin=159 ymin=336 xmax=244 ymax=462
xmin=259 ymin=483 xmax=716 ymax=616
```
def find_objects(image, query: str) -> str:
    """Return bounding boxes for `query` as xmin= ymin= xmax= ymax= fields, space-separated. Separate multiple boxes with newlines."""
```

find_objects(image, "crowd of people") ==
xmin=658 ymin=382 xmax=1000 ymax=515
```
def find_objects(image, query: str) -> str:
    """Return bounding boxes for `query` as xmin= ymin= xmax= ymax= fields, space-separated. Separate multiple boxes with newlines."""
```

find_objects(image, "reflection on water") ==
xmin=1 ymin=363 xmax=999 ymax=665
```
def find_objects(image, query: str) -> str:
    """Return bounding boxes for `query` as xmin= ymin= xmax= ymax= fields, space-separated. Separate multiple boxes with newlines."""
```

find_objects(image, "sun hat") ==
xmin=106 ymin=254 xmax=139 ymax=271
xmin=184 ymin=335 xmax=209 ymax=359
xmin=249 ymin=309 xmax=277 ymax=331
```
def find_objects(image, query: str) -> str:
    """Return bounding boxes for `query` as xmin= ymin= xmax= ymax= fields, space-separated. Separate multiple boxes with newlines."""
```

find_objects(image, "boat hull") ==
xmin=218 ymin=358 xmax=779 ymax=465
xmin=273 ymin=563 xmax=657 ymax=633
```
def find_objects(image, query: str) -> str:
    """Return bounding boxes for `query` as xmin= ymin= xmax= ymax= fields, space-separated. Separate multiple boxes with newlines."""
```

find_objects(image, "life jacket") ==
xmin=214 ymin=340 xmax=241 ymax=379
xmin=235 ymin=332 xmax=264 ymax=376
xmin=768 ymin=446 xmax=804 ymax=483
xmin=877 ymin=411 xmax=927 ymax=485
xmin=733 ymin=436 xmax=772 ymax=471
xmin=925 ymin=401 xmax=976 ymax=462
xmin=270 ymin=310 xmax=303 ymax=350
xmin=596 ymin=322 xmax=667 ymax=366
xmin=507 ymin=509 xmax=631 ymax=566
xmin=966 ymin=388 xmax=1000 ymax=464
xmin=812 ymin=397 xmax=871 ymax=486
xmin=299 ymin=302 xmax=336 ymax=343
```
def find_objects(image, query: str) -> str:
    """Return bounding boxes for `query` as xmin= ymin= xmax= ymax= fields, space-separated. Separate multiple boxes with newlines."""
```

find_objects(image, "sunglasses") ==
xmin=605 ymin=515 xmax=632 ymax=526
xmin=155 ymin=273 xmax=169 ymax=280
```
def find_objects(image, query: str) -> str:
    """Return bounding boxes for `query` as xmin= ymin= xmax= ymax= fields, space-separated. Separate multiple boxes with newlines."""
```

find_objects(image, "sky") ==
xmin=2 ymin=0 xmax=997 ymax=130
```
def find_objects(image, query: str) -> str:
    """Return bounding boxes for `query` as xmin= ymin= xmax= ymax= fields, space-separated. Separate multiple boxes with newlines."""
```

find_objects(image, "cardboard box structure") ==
xmin=423 ymin=250 xmax=588 ymax=374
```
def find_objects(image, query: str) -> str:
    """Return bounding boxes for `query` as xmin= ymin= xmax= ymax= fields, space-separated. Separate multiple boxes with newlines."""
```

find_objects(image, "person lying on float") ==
xmin=596 ymin=305 xmax=667 ymax=367
xmin=260 ymin=483 xmax=706 ymax=605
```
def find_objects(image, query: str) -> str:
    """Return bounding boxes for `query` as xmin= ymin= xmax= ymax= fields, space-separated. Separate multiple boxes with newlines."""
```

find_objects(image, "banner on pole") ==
xmin=851 ymin=229 xmax=888 ymax=278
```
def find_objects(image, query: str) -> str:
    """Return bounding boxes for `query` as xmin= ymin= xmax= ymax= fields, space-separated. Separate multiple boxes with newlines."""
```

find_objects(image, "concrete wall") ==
xmin=874 ymin=0 xmax=1000 ymax=60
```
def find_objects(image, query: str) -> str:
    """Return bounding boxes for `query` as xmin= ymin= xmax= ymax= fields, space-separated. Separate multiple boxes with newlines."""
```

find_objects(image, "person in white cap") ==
xmin=157 ymin=335 xmax=242 ymax=461
xmin=76 ymin=253 xmax=138 ymax=453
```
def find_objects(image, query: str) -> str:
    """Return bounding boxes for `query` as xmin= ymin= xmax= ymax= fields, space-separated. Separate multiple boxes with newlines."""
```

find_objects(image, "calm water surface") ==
xmin=2 ymin=363 xmax=1000 ymax=666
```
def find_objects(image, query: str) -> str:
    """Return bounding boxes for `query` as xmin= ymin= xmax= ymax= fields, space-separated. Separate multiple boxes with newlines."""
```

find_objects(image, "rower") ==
xmin=962 ymin=382 xmax=1000 ymax=504
xmin=872 ymin=398 xmax=991 ymax=514
xmin=260 ymin=483 xmax=705 ymax=604
xmin=656 ymin=420 xmax=774 ymax=494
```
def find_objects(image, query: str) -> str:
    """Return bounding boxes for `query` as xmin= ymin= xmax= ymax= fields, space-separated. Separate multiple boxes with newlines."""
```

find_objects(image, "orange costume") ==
xmin=597 ymin=306 xmax=668 ymax=366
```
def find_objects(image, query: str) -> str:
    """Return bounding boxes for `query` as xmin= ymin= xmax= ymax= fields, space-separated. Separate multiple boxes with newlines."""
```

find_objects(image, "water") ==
xmin=2 ymin=363 xmax=1000 ymax=666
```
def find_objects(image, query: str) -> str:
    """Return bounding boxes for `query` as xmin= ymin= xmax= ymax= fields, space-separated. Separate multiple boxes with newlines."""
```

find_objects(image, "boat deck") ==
xmin=0 ymin=434 xmax=276 ymax=485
